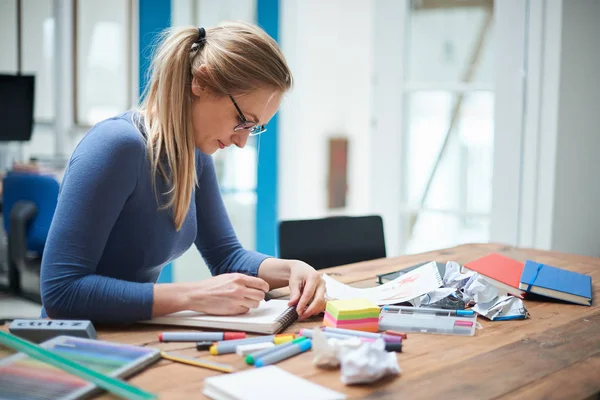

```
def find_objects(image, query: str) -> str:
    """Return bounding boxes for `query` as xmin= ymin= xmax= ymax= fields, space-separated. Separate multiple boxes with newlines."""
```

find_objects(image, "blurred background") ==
xmin=0 ymin=0 xmax=598 ymax=303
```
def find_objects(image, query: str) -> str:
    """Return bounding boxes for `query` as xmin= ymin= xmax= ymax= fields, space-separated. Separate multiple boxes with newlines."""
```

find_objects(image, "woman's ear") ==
xmin=191 ymin=64 xmax=209 ymax=97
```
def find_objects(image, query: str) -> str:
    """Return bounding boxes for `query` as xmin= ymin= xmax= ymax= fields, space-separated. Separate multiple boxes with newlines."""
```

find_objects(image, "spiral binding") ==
xmin=274 ymin=306 xmax=299 ymax=334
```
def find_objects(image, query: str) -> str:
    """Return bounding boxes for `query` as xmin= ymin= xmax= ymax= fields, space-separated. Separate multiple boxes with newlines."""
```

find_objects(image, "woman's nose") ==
xmin=232 ymin=131 xmax=250 ymax=148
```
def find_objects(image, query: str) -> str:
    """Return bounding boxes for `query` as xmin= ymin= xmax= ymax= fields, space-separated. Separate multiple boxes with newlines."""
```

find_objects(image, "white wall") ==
xmin=551 ymin=0 xmax=600 ymax=256
xmin=491 ymin=0 xmax=600 ymax=257
xmin=279 ymin=0 xmax=374 ymax=222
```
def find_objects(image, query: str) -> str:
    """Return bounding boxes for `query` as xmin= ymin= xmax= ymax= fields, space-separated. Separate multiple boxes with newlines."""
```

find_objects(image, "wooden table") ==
xmin=16 ymin=243 xmax=600 ymax=399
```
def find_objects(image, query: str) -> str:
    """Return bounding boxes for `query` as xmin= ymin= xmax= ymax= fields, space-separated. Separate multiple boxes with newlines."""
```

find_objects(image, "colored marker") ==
xmin=298 ymin=328 xmax=375 ymax=342
xmin=322 ymin=327 xmax=402 ymax=343
xmin=159 ymin=331 xmax=245 ymax=342
xmin=235 ymin=342 xmax=274 ymax=356
xmin=160 ymin=351 xmax=234 ymax=373
xmin=254 ymin=339 xmax=312 ymax=367
xmin=384 ymin=330 xmax=408 ymax=340
xmin=209 ymin=334 xmax=293 ymax=355
xmin=273 ymin=335 xmax=295 ymax=345
xmin=245 ymin=337 xmax=308 ymax=365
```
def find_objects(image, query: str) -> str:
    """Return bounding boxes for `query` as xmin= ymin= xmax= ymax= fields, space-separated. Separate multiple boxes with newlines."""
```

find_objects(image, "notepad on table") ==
xmin=203 ymin=365 xmax=347 ymax=400
xmin=519 ymin=260 xmax=592 ymax=306
xmin=462 ymin=253 xmax=526 ymax=298
xmin=141 ymin=300 xmax=298 ymax=334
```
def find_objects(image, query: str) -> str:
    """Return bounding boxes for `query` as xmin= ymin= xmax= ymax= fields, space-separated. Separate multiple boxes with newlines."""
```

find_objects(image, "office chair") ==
xmin=2 ymin=172 xmax=59 ymax=303
xmin=278 ymin=215 xmax=386 ymax=270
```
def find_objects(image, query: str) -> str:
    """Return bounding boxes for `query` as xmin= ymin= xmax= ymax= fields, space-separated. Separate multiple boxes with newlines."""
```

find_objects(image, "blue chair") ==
xmin=2 ymin=172 xmax=59 ymax=303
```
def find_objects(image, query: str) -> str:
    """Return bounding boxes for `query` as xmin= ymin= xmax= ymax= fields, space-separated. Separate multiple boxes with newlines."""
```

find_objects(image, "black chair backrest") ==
xmin=278 ymin=215 xmax=386 ymax=270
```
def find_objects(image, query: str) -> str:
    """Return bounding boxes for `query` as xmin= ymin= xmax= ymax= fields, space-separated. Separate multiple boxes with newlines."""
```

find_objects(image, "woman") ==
xmin=40 ymin=22 xmax=326 ymax=323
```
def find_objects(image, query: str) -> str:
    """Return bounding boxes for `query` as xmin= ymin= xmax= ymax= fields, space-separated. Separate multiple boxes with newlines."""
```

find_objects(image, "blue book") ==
xmin=519 ymin=261 xmax=592 ymax=306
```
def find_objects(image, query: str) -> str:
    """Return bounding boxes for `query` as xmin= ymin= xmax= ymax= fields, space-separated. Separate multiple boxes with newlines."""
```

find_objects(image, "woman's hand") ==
xmin=257 ymin=258 xmax=326 ymax=320
xmin=154 ymin=273 xmax=270 ymax=317
xmin=287 ymin=261 xmax=326 ymax=320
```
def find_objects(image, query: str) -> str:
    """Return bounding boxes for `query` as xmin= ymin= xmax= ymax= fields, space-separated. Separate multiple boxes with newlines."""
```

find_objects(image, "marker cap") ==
xmin=298 ymin=339 xmax=312 ymax=352
xmin=196 ymin=341 xmax=213 ymax=351
xmin=385 ymin=342 xmax=403 ymax=352
xmin=223 ymin=332 xmax=246 ymax=340
xmin=158 ymin=333 xmax=163 ymax=342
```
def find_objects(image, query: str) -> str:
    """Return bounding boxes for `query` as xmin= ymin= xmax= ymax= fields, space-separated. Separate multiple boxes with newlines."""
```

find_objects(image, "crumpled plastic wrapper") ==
xmin=311 ymin=328 xmax=401 ymax=385
xmin=409 ymin=287 xmax=466 ymax=310
xmin=441 ymin=261 xmax=504 ymax=305
xmin=339 ymin=338 xmax=401 ymax=385
xmin=472 ymin=295 xmax=530 ymax=321
xmin=444 ymin=261 xmax=476 ymax=289
xmin=463 ymin=274 xmax=503 ymax=304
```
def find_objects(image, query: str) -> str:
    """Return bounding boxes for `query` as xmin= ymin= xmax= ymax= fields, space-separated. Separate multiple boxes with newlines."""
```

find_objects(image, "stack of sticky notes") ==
xmin=323 ymin=298 xmax=380 ymax=332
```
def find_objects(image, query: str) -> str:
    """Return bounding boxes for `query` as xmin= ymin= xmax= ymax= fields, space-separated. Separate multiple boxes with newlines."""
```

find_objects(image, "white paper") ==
xmin=340 ymin=339 xmax=401 ymax=385
xmin=312 ymin=328 xmax=363 ymax=369
xmin=464 ymin=275 xmax=503 ymax=304
xmin=323 ymin=261 xmax=443 ymax=305
xmin=443 ymin=261 xmax=476 ymax=288
xmin=203 ymin=365 xmax=347 ymax=400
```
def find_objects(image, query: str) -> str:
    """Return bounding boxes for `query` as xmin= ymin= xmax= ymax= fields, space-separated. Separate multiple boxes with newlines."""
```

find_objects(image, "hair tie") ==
xmin=196 ymin=27 xmax=206 ymax=46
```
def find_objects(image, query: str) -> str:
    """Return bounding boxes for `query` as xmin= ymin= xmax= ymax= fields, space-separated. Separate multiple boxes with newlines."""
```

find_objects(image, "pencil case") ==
xmin=378 ymin=305 xmax=478 ymax=336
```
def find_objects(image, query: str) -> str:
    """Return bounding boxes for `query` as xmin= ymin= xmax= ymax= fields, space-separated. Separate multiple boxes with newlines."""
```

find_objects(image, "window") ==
xmin=21 ymin=0 xmax=54 ymax=121
xmin=0 ymin=0 xmax=18 ymax=74
xmin=75 ymin=0 xmax=132 ymax=126
xmin=402 ymin=0 xmax=495 ymax=253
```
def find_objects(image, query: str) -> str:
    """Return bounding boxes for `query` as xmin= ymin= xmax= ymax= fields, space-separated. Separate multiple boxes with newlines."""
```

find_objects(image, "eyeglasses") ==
xmin=229 ymin=95 xmax=267 ymax=136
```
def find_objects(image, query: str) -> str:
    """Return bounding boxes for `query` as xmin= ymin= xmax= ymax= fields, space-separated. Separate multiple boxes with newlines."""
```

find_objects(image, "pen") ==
xmin=159 ymin=331 xmax=245 ymax=342
xmin=298 ymin=328 xmax=375 ymax=342
xmin=382 ymin=305 xmax=474 ymax=316
xmin=160 ymin=351 xmax=234 ymax=373
xmin=321 ymin=327 xmax=402 ymax=343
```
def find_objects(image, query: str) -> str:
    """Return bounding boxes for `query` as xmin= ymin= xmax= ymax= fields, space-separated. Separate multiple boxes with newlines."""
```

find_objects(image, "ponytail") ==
xmin=139 ymin=28 xmax=199 ymax=230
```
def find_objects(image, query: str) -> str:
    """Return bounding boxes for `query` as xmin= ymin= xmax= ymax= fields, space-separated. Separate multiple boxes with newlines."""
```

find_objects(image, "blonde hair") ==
xmin=139 ymin=22 xmax=292 ymax=230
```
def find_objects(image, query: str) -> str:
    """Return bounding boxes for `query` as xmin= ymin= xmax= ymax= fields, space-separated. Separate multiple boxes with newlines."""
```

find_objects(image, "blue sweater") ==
xmin=40 ymin=112 xmax=268 ymax=323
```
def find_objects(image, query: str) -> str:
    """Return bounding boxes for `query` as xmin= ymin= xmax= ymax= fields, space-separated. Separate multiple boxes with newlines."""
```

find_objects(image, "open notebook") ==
xmin=141 ymin=300 xmax=298 ymax=334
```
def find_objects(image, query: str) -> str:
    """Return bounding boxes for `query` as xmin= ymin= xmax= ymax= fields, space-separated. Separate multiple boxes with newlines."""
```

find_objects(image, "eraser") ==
xmin=8 ymin=319 xmax=96 ymax=343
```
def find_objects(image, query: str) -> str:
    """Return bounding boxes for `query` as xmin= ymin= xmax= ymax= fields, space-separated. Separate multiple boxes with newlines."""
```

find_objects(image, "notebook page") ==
xmin=158 ymin=299 xmax=291 ymax=327
xmin=203 ymin=366 xmax=347 ymax=400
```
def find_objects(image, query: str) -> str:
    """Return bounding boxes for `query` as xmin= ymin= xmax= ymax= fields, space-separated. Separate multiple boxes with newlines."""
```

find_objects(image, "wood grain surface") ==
xmin=3 ymin=243 xmax=599 ymax=399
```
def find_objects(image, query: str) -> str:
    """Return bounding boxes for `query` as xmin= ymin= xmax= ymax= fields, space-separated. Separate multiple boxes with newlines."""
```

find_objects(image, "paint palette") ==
xmin=0 ymin=335 xmax=160 ymax=399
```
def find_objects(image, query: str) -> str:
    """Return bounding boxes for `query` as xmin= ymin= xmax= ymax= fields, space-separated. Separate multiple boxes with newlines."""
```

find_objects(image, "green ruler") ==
xmin=0 ymin=331 xmax=157 ymax=400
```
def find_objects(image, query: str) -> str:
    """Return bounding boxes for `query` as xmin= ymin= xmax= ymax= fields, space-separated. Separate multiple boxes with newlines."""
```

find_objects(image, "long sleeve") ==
xmin=40 ymin=118 xmax=154 ymax=323
xmin=194 ymin=154 xmax=270 ymax=276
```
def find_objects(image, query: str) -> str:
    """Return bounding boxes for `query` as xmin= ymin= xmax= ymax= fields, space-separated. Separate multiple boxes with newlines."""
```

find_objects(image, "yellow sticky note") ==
xmin=325 ymin=298 xmax=380 ymax=320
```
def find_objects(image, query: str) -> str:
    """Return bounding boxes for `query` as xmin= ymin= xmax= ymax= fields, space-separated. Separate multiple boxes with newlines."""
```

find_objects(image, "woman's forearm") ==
xmin=152 ymin=283 xmax=191 ymax=317
xmin=257 ymin=258 xmax=292 ymax=290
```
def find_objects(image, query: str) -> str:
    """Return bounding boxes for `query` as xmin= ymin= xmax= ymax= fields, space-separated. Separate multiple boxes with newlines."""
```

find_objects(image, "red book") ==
xmin=462 ymin=253 xmax=526 ymax=298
